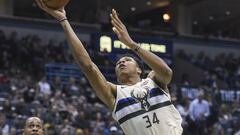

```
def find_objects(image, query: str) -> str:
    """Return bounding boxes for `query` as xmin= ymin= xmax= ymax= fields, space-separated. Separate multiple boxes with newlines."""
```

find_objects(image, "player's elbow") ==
xmin=164 ymin=67 xmax=172 ymax=78
xmin=164 ymin=68 xmax=173 ymax=84
xmin=166 ymin=68 xmax=173 ymax=78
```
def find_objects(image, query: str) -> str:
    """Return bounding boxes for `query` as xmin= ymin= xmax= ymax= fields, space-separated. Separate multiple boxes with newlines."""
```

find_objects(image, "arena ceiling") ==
xmin=14 ymin=0 xmax=240 ymax=22
xmin=13 ymin=0 xmax=240 ymax=34
xmin=186 ymin=0 xmax=240 ymax=25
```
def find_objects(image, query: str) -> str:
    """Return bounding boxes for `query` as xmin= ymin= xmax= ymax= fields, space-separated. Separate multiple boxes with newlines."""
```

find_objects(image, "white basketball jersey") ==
xmin=112 ymin=78 xmax=183 ymax=135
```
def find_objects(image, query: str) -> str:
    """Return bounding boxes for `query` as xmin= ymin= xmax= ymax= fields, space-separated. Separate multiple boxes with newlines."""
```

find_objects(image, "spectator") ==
xmin=0 ymin=72 xmax=8 ymax=85
xmin=110 ymin=126 xmax=118 ymax=135
xmin=235 ymin=131 xmax=240 ymax=135
xmin=181 ymin=73 xmax=191 ymax=86
xmin=176 ymin=97 xmax=190 ymax=135
xmin=59 ymin=118 xmax=76 ymax=135
xmin=38 ymin=76 xmax=51 ymax=95
xmin=67 ymin=77 xmax=80 ymax=96
xmin=9 ymin=127 xmax=16 ymax=135
xmin=51 ymin=76 xmax=62 ymax=91
xmin=0 ymin=113 xmax=10 ymax=135
xmin=189 ymin=91 xmax=210 ymax=135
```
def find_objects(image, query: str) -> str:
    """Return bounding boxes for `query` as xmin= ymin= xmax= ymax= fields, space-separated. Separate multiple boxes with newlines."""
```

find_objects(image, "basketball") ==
xmin=43 ymin=0 xmax=70 ymax=10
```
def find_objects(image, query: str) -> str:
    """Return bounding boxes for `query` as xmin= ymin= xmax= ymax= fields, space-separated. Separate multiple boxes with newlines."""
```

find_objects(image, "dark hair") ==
xmin=116 ymin=53 xmax=144 ymax=77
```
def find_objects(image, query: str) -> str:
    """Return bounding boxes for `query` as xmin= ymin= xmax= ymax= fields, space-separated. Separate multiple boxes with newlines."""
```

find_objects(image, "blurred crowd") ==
xmin=175 ymin=49 xmax=240 ymax=135
xmin=177 ymin=49 xmax=240 ymax=89
xmin=0 ymin=30 xmax=240 ymax=135
xmin=0 ymin=30 xmax=119 ymax=135
xmin=0 ymin=73 xmax=122 ymax=135
xmin=171 ymin=86 xmax=240 ymax=135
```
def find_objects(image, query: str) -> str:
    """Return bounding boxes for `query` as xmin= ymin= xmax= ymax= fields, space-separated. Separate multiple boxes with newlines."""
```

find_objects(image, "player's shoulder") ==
xmin=107 ymin=81 xmax=117 ymax=94
xmin=117 ymin=78 xmax=151 ymax=91
xmin=141 ymin=77 xmax=156 ymax=84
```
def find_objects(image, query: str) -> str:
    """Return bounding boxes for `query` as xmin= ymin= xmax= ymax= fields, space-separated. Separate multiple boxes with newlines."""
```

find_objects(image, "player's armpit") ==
xmin=147 ymin=70 xmax=170 ymax=93
xmin=82 ymin=63 xmax=117 ymax=110
xmin=147 ymin=67 xmax=172 ymax=84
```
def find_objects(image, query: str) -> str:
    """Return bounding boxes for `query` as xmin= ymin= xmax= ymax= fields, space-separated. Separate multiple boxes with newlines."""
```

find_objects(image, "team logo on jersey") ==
xmin=131 ymin=86 xmax=150 ymax=111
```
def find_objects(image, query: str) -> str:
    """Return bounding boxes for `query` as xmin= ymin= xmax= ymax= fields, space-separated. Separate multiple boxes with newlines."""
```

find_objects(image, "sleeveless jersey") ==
xmin=112 ymin=78 xmax=183 ymax=135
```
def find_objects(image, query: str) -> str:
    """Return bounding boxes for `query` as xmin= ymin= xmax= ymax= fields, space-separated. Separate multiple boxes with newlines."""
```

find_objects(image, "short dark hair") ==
xmin=116 ymin=53 xmax=144 ymax=77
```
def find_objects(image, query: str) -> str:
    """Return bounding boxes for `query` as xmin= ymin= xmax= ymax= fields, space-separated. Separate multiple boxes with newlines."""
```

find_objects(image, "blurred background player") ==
xmin=23 ymin=117 xmax=44 ymax=135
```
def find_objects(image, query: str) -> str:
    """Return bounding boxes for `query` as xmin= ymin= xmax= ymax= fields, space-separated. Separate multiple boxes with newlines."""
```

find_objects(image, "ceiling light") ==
xmin=209 ymin=16 xmax=214 ymax=20
xmin=131 ymin=7 xmax=136 ymax=12
xmin=146 ymin=1 xmax=152 ymax=6
xmin=163 ymin=13 xmax=170 ymax=22
xmin=193 ymin=21 xmax=198 ymax=25
xmin=225 ymin=11 xmax=231 ymax=15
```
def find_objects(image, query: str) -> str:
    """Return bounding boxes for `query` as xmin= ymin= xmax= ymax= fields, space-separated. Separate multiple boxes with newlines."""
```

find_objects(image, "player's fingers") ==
xmin=63 ymin=9 xmax=66 ymax=15
xmin=112 ymin=9 xmax=120 ymax=21
xmin=59 ymin=7 xmax=64 ymax=12
xmin=112 ymin=27 xmax=121 ymax=38
xmin=112 ymin=9 xmax=122 ymax=24
xmin=111 ymin=14 xmax=122 ymax=30
xmin=58 ymin=7 xmax=66 ymax=14
xmin=112 ymin=9 xmax=124 ymax=27
xmin=39 ymin=0 xmax=51 ymax=10
xmin=111 ymin=19 xmax=122 ymax=33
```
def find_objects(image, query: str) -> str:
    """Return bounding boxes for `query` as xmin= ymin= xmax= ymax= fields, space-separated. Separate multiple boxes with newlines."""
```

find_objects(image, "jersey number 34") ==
xmin=142 ymin=112 xmax=160 ymax=128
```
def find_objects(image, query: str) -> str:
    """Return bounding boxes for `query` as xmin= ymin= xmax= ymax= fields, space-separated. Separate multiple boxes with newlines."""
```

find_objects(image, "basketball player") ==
xmin=35 ymin=0 xmax=183 ymax=134
xmin=23 ymin=117 xmax=44 ymax=135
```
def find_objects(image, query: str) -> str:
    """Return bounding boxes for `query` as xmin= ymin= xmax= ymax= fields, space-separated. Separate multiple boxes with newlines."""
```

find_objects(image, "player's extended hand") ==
xmin=35 ymin=0 xmax=66 ymax=21
xmin=110 ymin=9 xmax=136 ymax=47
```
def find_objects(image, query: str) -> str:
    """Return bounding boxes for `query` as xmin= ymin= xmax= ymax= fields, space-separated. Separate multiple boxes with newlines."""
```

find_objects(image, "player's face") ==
xmin=115 ymin=56 xmax=141 ymax=78
xmin=23 ymin=118 xmax=43 ymax=135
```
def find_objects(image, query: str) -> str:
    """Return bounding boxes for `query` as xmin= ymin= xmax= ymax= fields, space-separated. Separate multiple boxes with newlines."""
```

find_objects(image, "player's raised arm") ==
xmin=110 ymin=9 xmax=172 ymax=91
xmin=35 ymin=0 xmax=116 ymax=110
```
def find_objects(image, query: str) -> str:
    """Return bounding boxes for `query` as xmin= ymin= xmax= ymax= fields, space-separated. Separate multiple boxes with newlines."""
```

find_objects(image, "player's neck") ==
xmin=118 ymin=76 xmax=141 ymax=86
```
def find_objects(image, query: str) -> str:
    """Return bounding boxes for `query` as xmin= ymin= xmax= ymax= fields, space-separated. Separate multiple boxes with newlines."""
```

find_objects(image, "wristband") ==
xmin=134 ymin=45 xmax=141 ymax=52
xmin=59 ymin=17 xmax=67 ymax=23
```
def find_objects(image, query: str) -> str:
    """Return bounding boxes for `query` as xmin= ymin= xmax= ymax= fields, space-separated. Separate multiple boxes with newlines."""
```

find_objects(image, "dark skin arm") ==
xmin=35 ymin=0 xmax=117 ymax=110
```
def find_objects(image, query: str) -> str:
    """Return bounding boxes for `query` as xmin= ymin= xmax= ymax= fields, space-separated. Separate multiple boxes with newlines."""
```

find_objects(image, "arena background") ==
xmin=0 ymin=0 xmax=239 ymax=135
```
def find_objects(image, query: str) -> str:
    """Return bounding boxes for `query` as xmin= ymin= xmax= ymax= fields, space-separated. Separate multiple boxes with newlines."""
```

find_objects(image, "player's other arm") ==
xmin=110 ymin=9 xmax=172 ymax=91
xmin=35 ymin=0 xmax=116 ymax=110
xmin=60 ymin=21 xmax=116 ymax=109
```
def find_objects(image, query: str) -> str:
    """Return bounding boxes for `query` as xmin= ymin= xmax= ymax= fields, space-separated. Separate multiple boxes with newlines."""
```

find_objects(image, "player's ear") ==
xmin=137 ymin=67 xmax=142 ymax=76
